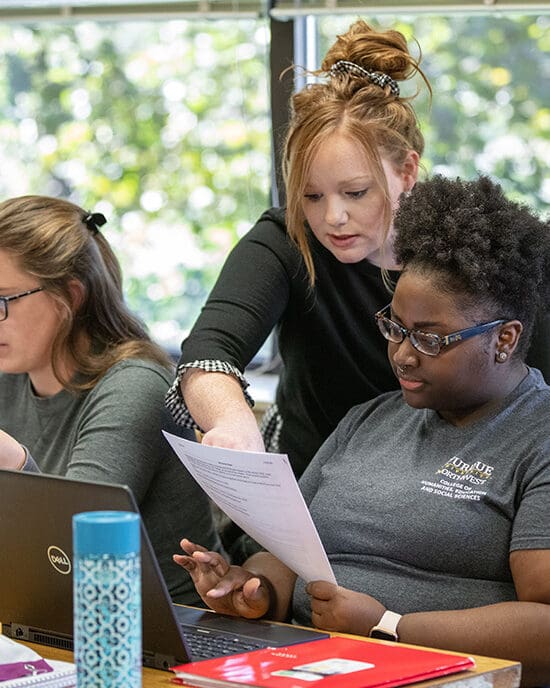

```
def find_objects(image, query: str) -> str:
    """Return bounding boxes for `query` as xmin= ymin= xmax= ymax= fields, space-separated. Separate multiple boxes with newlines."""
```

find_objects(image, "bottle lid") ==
xmin=73 ymin=511 xmax=140 ymax=556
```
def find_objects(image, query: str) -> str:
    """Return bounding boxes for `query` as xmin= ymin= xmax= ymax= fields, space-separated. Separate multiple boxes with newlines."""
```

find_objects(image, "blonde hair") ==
xmin=0 ymin=195 xmax=172 ymax=391
xmin=283 ymin=20 xmax=431 ymax=284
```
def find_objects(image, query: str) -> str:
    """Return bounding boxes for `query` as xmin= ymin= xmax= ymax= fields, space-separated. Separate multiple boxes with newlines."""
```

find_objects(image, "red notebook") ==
xmin=170 ymin=636 xmax=476 ymax=688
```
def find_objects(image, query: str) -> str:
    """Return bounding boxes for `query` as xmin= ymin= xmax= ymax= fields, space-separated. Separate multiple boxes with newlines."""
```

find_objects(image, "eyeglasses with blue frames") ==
xmin=374 ymin=304 xmax=506 ymax=357
xmin=0 ymin=287 xmax=44 ymax=322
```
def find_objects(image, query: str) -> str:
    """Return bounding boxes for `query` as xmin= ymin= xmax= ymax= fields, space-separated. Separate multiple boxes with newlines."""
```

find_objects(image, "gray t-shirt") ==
xmin=0 ymin=359 xmax=223 ymax=604
xmin=293 ymin=367 xmax=550 ymax=626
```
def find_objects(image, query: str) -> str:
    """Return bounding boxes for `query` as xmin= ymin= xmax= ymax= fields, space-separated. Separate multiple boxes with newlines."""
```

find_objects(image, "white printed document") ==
xmin=163 ymin=432 xmax=336 ymax=584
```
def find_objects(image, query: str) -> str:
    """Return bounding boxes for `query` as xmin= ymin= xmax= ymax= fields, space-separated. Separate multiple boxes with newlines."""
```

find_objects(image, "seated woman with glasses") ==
xmin=175 ymin=175 xmax=550 ymax=685
xmin=0 ymin=195 xmax=224 ymax=604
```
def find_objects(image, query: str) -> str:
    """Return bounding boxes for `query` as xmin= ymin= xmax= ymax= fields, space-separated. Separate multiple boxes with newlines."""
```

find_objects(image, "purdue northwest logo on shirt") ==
xmin=420 ymin=457 xmax=494 ymax=501
xmin=437 ymin=457 xmax=494 ymax=484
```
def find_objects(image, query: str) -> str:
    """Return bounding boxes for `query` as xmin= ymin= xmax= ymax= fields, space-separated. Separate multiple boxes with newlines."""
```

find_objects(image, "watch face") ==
xmin=369 ymin=628 xmax=398 ymax=641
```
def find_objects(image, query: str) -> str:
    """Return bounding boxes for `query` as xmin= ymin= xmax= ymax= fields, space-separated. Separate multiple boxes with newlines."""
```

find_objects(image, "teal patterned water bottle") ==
xmin=73 ymin=511 xmax=142 ymax=688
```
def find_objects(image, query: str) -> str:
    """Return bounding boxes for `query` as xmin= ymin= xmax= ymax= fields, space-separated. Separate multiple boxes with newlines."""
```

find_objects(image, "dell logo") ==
xmin=47 ymin=546 xmax=71 ymax=574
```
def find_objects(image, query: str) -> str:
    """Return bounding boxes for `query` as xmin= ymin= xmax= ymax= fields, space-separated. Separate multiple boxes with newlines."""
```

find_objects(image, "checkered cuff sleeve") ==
xmin=258 ymin=402 xmax=282 ymax=453
xmin=165 ymin=359 xmax=254 ymax=429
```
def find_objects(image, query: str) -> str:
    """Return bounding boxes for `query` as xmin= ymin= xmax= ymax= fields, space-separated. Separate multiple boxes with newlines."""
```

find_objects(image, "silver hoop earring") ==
xmin=496 ymin=351 xmax=508 ymax=362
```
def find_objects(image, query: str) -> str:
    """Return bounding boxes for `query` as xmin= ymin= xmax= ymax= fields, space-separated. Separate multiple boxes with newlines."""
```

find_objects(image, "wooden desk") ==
xmin=19 ymin=638 xmax=521 ymax=688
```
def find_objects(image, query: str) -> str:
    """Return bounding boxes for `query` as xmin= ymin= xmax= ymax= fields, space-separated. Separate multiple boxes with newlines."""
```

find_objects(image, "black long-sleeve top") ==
xmin=176 ymin=208 xmax=400 ymax=476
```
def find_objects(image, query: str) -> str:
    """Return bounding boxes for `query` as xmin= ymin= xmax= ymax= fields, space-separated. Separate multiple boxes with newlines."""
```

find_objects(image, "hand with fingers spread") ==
xmin=306 ymin=580 xmax=385 ymax=637
xmin=173 ymin=538 xmax=271 ymax=618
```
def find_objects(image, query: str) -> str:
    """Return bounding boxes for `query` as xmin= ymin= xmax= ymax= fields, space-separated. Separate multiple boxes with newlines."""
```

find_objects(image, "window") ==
xmin=0 ymin=6 xmax=548 ymax=358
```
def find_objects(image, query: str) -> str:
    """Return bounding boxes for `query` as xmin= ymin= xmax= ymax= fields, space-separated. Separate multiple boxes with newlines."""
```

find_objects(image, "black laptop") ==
xmin=0 ymin=469 xmax=328 ymax=670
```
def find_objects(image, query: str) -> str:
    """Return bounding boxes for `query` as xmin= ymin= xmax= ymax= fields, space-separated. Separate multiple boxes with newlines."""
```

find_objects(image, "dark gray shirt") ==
xmin=293 ymin=367 xmax=550 ymax=625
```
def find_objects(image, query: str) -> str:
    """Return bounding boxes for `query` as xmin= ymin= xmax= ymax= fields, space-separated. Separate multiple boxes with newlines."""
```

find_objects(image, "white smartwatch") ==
xmin=369 ymin=610 xmax=402 ymax=641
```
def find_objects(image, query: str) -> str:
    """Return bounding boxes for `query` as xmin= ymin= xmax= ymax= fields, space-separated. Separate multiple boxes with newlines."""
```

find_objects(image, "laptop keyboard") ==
xmin=183 ymin=627 xmax=267 ymax=661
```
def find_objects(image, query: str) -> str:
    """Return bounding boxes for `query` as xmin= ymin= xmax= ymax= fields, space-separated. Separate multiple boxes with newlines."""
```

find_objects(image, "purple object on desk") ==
xmin=0 ymin=659 xmax=53 ymax=681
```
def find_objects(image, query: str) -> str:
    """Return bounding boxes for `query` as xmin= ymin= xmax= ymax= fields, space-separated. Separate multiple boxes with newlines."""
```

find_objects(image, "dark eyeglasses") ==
xmin=0 ymin=287 xmax=44 ymax=322
xmin=374 ymin=304 xmax=506 ymax=357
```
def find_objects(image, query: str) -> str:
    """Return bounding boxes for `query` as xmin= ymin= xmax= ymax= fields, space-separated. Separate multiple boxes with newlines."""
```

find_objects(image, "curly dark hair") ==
xmin=393 ymin=175 xmax=550 ymax=355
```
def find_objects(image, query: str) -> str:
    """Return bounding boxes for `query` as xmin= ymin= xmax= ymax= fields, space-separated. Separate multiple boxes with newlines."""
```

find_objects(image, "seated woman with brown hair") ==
xmin=0 ymin=195 xmax=224 ymax=604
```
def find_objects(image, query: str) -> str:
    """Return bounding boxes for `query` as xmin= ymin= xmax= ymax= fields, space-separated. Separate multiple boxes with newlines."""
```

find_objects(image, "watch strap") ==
xmin=369 ymin=610 xmax=402 ymax=641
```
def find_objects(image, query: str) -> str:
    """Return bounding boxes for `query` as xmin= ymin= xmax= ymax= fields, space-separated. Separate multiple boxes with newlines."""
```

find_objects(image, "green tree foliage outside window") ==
xmin=0 ymin=19 xmax=271 ymax=351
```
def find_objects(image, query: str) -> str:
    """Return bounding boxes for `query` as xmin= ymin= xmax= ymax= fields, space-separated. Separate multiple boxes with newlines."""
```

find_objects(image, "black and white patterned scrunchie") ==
xmin=330 ymin=60 xmax=400 ymax=97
